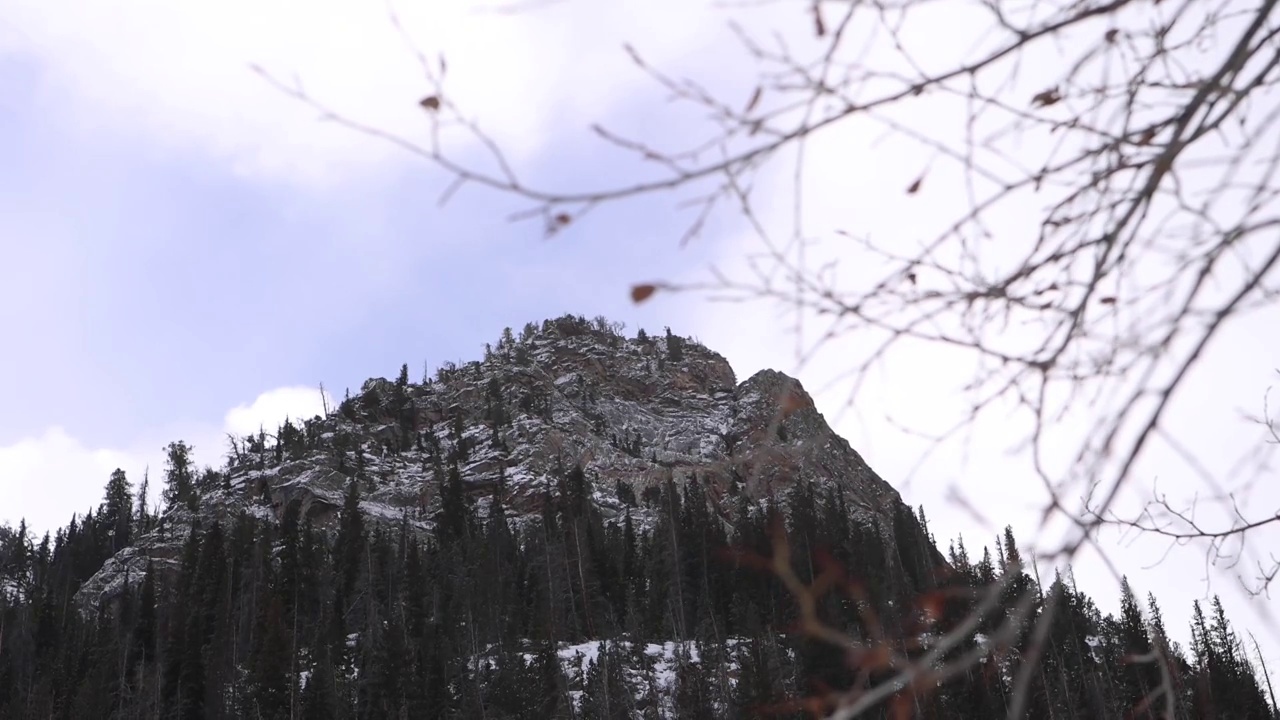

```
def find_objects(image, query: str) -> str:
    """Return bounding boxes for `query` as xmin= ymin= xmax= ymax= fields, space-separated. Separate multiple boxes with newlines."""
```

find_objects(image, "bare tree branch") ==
xmin=264 ymin=0 xmax=1280 ymax=714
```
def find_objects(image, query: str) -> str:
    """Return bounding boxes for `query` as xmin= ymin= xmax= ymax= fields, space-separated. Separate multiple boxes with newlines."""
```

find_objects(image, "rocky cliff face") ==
xmin=76 ymin=315 xmax=907 ymax=609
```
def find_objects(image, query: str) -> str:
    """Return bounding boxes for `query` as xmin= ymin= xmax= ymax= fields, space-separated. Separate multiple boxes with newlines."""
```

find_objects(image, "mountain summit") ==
xmin=8 ymin=315 xmax=1275 ymax=719
xmin=78 ymin=314 xmax=907 ymax=608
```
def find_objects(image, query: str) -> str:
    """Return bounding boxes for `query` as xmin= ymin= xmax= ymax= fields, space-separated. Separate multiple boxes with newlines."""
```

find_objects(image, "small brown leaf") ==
xmin=744 ymin=86 xmax=762 ymax=114
xmin=906 ymin=175 xmax=923 ymax=194
xmin=1099 ymin=296 xmax=1117 ymax=305
xmin=419 ymin=95 xmax=441 ymax=111
xmin=1031 ymin=87 xmax=1061 ymax=108
xmin=553 ymin=213 xmax=572 ymax=227
xmin=1105 ymin=28 xmax=1119 ymax=43
xmin=906 ymin=271 xmax=918 ymax=286
xmin=630 ymin=284 xmax=658 ymax=304
xmin=812 ymin=2 xmax=826 ymax=37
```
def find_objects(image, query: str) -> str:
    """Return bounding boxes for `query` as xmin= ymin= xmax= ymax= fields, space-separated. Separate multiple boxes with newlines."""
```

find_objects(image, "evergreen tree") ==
xmin=674 ymin=643 xmax=717 ymax=718
xmin=249 ymin=592 xmax=295 ymax=719
xmin=1115 ymin=576 xmax=1158 ymax=718
xmin=300 ymin=640 xmax=341 ymax=720
xmin=664 ymin=326 xmax=684 ymax=362
xmin=438 ymin=458 xmax=473 ymax=544
xmin=334 ymin=478 xmax=366 ymax=605
xmin=100 ymin=468 xmax=133 ymax=552
xmin=133 ymin=559 xmax=158 ymax=665
xmin=3 ymin=417 xmax=1278 ymax=720
xmin=135 ymin=468 xmax=152 ymax=534
xmin=161 ymin=441 xmax=197 ymax=510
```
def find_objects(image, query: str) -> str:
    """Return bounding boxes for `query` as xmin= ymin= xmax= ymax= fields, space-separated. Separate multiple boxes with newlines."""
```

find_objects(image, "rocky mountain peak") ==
xmin=75 ymin=314 xmax=906 ymax=608
xmin=14 ymin=325 xmax=1273 ymax=720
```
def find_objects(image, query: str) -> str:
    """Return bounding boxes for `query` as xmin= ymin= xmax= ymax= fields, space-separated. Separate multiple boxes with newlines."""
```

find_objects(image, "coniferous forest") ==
xmin=2 ymin=464 xmax=1276 ymax=718
xmin=0 ymin=318 xmax=1276 ymax=719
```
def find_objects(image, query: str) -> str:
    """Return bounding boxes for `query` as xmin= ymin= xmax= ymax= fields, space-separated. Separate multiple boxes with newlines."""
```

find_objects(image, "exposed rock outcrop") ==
xmin=76 ymin=315 xmax=907 ymax=610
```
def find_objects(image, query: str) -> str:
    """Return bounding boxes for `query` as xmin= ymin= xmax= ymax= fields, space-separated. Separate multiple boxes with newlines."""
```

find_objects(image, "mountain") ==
xmin=1 ymin=314 xmax=1276 ymax=720
xmin=75 ymin=314 xmax=912 ymax=611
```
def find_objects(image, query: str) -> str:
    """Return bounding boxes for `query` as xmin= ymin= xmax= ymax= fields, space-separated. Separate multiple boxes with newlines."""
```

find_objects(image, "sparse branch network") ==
xmin=264 ymin=0 xmax=1280 ymax=715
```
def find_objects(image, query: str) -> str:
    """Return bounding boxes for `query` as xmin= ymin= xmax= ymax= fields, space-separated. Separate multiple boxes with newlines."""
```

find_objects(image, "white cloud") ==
xmin=223 ymin=386 xmax=332 ymax=437
xmin=0 ymin=428 xmax=139 ymax=537
xmin=2 ymin=0 xmax=534 ymax=185
xmin=0 ymin=0 xmax=728 ymax=188
xmin=0 ymin=385 xmax=334 ymax=537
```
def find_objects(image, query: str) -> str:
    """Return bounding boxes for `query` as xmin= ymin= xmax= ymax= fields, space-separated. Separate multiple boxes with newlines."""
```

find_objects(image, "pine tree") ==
xmin=674 ymin=643 xmax=717 ymax=718
xmin=438 ymin=458 xmax=473 ymax=544
xmin=334 ymin=478 xmax=365 ymax=605
xmin=7 ymin=388 xmax=1280 ymax=720
xmin=133 ymin=560 xmax=157 ymax=665
xmin=300 ymin=640 xmax=341 ymax=720
xmin=134 ymin=467 xmax=151 ymax=534
xmin=163 ymin=521 xmax=202 ymax=710
xmin=1145 ymin=591 xmax=1189 ymax=720
xmin=249 ymin=592 xmax=294 ymax=719
xmin=664 ymin=326 xmax=684 ymax=362
xmin=100 ymin=469 xmax=133 ymax=552
xmin=161 ymin=441 xmax=197 ymax=510
xmin=1116 ymin=576 xmax=1158 ymax=718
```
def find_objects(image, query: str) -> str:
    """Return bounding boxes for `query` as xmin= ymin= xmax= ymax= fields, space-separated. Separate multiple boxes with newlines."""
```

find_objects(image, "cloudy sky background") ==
xmin=2 ymin=0 xmax=1277 ymax=682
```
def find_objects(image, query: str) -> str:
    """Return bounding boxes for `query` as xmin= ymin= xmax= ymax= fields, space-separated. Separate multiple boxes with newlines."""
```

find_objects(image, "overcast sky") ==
xmin=2 ymin=0 xmax=1277 ymax=685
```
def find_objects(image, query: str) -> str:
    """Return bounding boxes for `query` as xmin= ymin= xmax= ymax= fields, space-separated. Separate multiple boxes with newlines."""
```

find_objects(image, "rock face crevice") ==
xmin=76 ymin=316 xmax=908 ymax=610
